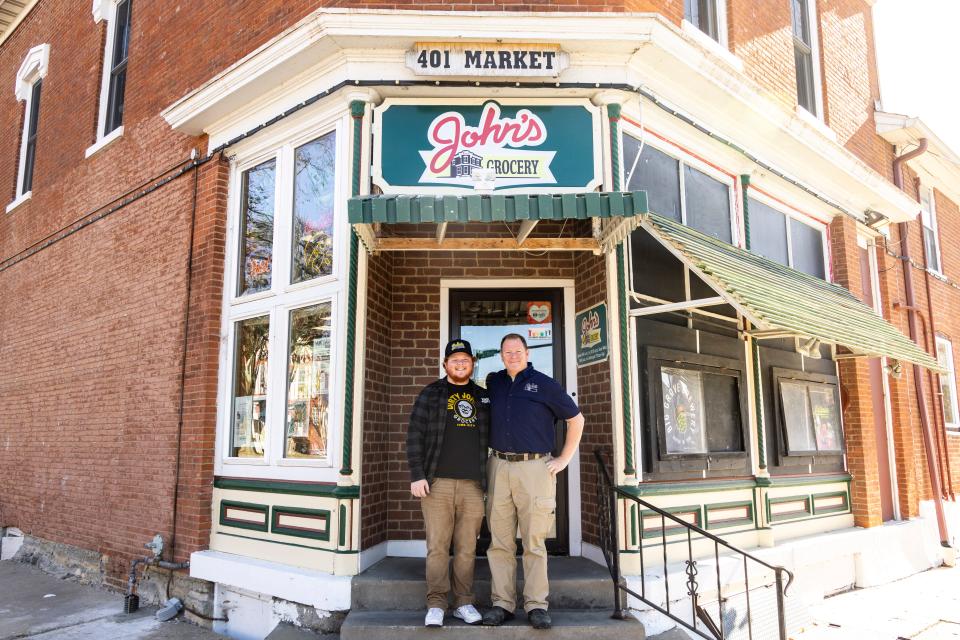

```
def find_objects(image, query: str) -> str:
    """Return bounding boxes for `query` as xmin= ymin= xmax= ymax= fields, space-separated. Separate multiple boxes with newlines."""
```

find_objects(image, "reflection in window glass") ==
xmin=624 ymin=137 xmax=681 ymax=222
xmin=937 ymin=338 xmax=959 ymax=427
xmin=662 ymin=368 xmax=707 ymax=453
xmin=781 ymin=381 xmax=815 ymax=452
xmin=285 ymin=303 xmax=332 ymax=459
xmin=292 ymin=133 xmax=337 ymax=283
xmin=748 ymin=198 xmax=789 ymax=266
xmin=684 ymin=165 xmax=731 ymax=243
xmin=809 ymin=387 xmax=841 ymax=451
xmin=231 ymin=315 xmax=270 ymax=457
xmin=238 ymin=159 xmax=276 ymax=296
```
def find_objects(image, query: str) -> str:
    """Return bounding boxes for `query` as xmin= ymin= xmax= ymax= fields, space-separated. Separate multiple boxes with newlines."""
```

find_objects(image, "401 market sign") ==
xmin=406 ymin=43 xmax=569 ymax=77
xmin=373 ymin=99 xmax=602 ymax=194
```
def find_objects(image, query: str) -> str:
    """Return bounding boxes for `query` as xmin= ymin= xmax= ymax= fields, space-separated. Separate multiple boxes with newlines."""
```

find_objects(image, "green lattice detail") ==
xmin=608 ymin=103 xmax=634 ymax=476
xmin=341 ymin=100 xmax=365 ymax=476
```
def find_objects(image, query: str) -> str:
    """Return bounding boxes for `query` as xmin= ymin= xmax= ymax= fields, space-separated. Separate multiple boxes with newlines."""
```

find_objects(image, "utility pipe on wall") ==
xmin=892 ymin=139 xmax=950 ymax=545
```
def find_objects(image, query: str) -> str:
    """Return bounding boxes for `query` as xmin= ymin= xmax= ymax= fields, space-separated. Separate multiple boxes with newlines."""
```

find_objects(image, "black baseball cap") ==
xmin=444 ymin=339 xmax=474 ymax=359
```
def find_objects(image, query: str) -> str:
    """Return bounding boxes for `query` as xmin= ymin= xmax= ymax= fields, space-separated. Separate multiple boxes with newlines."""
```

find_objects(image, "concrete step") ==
xmin=340 ymin=609 xmax=645 ymax=640
xmin=352 ymin=557 xmax=614 ymax=611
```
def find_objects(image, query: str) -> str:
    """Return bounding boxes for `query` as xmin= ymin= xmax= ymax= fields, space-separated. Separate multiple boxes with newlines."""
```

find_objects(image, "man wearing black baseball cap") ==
xmin=407 ymin=339 xmax=490 ymax=627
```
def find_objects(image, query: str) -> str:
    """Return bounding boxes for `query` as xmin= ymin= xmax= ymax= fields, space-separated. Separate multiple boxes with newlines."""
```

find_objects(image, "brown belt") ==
xmin=492 ymin=450 xmax=548 ymax=462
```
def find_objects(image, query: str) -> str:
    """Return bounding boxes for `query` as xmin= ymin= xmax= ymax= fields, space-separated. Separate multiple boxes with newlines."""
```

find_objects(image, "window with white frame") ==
xmin=92 ymin=0 xmax=132 ymax=140
xmin=747 ymin=195 xmax=827 ymax=279
xmin=936 ymin=336 xmax=959 ymax=429
xmin=11 ymin=44 xmax=49 ymax=206
xmin=623 ymin=134 xmax=735 ymax=244
xmin=920 ymin=185 xmax=942 ymax=274
xmin=222 ymin=119 xmax=346 ymax=479
xmin=791 ymin=0 xmax=820 ymax=117
xmin=684 ymin=0 xmax=724 ymax=43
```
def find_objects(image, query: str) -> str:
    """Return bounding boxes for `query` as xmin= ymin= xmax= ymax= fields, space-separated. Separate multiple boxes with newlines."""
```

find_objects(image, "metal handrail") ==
xmin=594 ymin=449 xmax=795 ymax=640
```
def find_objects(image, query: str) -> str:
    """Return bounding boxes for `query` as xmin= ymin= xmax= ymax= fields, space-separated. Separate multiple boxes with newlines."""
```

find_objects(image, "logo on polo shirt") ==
xmin=524 ymin=382 xmax=538 ymax=393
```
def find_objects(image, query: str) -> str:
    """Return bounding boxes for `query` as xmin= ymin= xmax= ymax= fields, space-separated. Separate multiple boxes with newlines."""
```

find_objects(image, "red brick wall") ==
xmin=727 ymin=0 xmax=797 ymax=112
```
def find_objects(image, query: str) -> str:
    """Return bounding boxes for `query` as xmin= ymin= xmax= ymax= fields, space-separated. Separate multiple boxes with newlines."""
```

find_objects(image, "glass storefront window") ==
xmin=285 ymin=302 xmax=332 ymax=459
xmin=238 ymin=159 xmax=276 ymax=296
xmin=231 ymin=315 xmax=270 ymax=457
xmin=292 ymin=132 xmax=337 ymax=284
xmin=779 ymin=379 xmax=842 ymax=454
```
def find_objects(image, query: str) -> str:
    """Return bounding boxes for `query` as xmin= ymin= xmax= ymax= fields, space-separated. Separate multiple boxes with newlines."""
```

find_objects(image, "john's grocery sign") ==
xmin=373 ymin=99 xmax=602 ymax=194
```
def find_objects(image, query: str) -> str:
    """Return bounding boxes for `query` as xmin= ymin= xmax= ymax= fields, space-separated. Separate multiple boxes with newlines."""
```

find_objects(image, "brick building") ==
xmin=1 ymin=1 xmax=959 ymax=638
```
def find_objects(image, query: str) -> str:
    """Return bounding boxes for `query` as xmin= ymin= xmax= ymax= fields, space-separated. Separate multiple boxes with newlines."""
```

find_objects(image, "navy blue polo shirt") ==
xmin=486 ymin=364 xmax=580 ymax=454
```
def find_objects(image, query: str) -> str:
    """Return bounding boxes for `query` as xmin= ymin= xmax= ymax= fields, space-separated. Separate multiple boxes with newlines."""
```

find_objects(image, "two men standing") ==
xmin=407 ymin=334 xmax=584 ymax=629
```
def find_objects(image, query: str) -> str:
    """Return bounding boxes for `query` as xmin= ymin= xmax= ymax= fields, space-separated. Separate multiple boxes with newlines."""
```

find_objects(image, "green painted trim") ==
xmin=811 ymin=490 xmax=850 ymax=515
xmin=756 ymin=473 xmax=851 ymax=488
xmin=630 ymin=504 xmax=637 ymax=547
xmin=339 ymin=504 xmax=347 ymax=547
xmin=341 ymin=99 xmax=365 ymax=477
xmin=766 ymin=494 xmax=812 ymax=523
xmin=751 ymin=339 xmax=767 ymax=470
xmin=271 ymin=506 xmax=331 ymax=541
xmin=219 ymin=500 xmax=269 ymax=533
xmin=215 ymin=477 xmax=360 ymax=498
xmin=703 ymin=500 xmax=755 ymax=530
xmin=740 ymin=174 xmax=752 ymax=250
xmin=769 ymin=511 xmax=852 ymax=527
xmin=639 ymin=505 xmax=701 ymax=539
xmin=217 ymin=531 xmax=359 ymax=554
xmin=618 ymin=478 xmax=756 ymax=497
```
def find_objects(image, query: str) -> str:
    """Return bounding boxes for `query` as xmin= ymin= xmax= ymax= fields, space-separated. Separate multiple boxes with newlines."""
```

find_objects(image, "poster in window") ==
xmin=661 ymin=368 xmax=707 ymax=454
xmin=809 ymin=386 xmax=841 ymax=451
xmin=781 ymin=381 xmax=815 ymax=452
xmin=233 ymin=396 xmax=253 ymax=449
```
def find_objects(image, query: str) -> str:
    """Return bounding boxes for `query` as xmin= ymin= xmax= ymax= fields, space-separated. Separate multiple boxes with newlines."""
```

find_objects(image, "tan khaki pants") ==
xmin=420 ymin=478 xmax=485 ymax=609
xmin=486 ymin=455 xmax=556 ymax=612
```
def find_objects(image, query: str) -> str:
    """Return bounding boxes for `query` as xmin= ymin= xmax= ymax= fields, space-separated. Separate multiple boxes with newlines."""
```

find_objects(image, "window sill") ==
xmin=85 ymin=126 xmax=123 ymax=159
xmin=681 ymin=20 xmax=743 ymax=73
xmin=6 ymin=191 xmax=32 ymax=213
xmin=947 ymin=427 xmax=960 ymax=435
xmin=794 ymin=105 xmax=837 ymax=143
xmin=927 ymin=267 xmax=947 ymax=281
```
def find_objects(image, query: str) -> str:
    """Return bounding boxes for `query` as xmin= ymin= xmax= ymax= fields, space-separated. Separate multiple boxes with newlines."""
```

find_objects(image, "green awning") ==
xmin=347 ymin=191 xmax=647 ymax=224
xmin=640 ymin=212 xmax=943 ymax=372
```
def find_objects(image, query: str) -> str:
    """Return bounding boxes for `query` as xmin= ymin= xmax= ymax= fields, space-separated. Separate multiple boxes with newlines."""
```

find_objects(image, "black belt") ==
xmin=492 ymin=450 xmax=548 ymax=462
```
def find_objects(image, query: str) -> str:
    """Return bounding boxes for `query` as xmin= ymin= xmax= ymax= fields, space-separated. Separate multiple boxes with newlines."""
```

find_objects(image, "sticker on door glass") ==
xmin=527 ymin=301 xmax=552 ymax=324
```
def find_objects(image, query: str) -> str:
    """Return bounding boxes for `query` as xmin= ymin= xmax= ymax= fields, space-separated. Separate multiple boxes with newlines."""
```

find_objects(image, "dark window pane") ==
xmin=112 ymin=0 xmax=131 ymax=67
xmin=661 ymin=367 xmax=707 ymax=454
xmin=684 ymin=165 xmax=731 ymax=243
xmin=791 ymin=0 xmax=810 ymax=44
xmin=704 ymin=373 xmax=742 ymax=452
xmin=231 ymin=315 xmax=269 ymax=458
xmin=106 ymin=67 xmax=126 ymax=133
xmin=748 ymin=198 xmax=788 ymax=265
xmin=924 ymin=227 xmax=941 ymax=272
xmin=292 ymin=132 xmax=337 ymax=283
xmin=809 ymin=386 xmax=841 ymax=451
xmin=685 ymin=0 xmax=718 ymax=40
xmin=21 ymin=80 xmax=41 ymax=194
xmin=795 ymin=48 xmax=816 ymax=115
xmin=238 ymin=159 xmax=276 ymax=296
xmin=789 ymin=218 xmax=825 ymax=278
xmin=630 ymin=226 xmax=687 ymax=304
xmin=105 ymin=0 xmax=131 ymax=133
xmin=624 ymin=137 xmax=681 ymax=222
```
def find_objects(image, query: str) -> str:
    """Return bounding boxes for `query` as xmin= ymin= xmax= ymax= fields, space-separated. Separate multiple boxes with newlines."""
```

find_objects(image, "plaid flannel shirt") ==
xmin=406 ymin=377 xmax=490 ymax=490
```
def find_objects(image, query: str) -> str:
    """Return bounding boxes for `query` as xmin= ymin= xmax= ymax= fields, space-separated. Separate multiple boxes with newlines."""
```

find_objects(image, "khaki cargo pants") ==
xmin=420 ymin=478 xmax=485 ymax=609
xmin=486 ymin=455 xmax=557 ymax=613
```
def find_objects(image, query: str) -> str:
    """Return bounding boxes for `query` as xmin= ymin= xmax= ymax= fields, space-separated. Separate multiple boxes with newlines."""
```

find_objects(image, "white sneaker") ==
xmin=453 ymin=604 xmax=482 ymax=625
xmin=425 ymin=607 xmax=445 ymax=627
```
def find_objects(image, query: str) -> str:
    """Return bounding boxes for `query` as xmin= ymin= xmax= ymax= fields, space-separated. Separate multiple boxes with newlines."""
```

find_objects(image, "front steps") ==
xmin=341 ymin=557 xmax=645 ymax=639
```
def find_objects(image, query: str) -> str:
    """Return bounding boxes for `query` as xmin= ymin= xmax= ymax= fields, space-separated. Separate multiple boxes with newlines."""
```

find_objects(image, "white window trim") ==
xmin=11 ymin=43 xmax=49 ymax=205
xmin=936 ymin=336 xmax=960 ymax=430
xmin=794 ymin=0 xmax=825 ymax=120
xmin=680 ymin=2 xmax=743 ymax=72
xmin=621 ymin=123 xmax=740 ymax=247
xmin=215 ymin=112 xmax=350 ymax=482
xmin=747 ymin=187 xmax=830 ymax=280
xmin=920 ymin=184 xmax=943 ymax=276
xmin=91 ymin=0 xmax=125 ymax=142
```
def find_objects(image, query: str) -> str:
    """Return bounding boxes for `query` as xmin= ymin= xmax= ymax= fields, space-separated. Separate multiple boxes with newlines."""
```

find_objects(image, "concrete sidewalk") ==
xmin=0 ymin=561 xmax=225 ymax=639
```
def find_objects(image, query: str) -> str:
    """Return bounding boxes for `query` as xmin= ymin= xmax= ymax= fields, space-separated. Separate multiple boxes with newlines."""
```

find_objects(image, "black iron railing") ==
xmin=594 ymin=449 xmax=794 ymax=640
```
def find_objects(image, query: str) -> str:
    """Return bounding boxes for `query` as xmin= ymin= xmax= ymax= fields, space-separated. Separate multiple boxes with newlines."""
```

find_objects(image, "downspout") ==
xmin=893 ymin=139 xmax=950 ymax=545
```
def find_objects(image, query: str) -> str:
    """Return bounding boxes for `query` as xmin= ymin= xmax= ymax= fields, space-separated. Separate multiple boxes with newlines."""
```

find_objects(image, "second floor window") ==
xmin=791 ymin=0 xmax=818 ymax=116
xmin=748 ymin=196 xmax=826 ymax=279
xmin=20 ymin=79 xmax=42 ymax=196
xmin=920 ymin=185 xmax=942 ymax=274
xmin=685 ymin=0 xmax=720 ymax=42
xmin=105 ymin=0 xmax=131 ymax=134
xmin=10 ymin=43 xmax=49 ymax=209
xmin=937 ymin=336 xmax=959 ymax=429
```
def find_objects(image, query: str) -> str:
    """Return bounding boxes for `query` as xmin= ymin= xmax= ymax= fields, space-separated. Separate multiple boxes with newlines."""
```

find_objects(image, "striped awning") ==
xmin=347 ymin=191 xmax=648 ymax=253
xmin=640 ymin=212 xmax=943 ymax=371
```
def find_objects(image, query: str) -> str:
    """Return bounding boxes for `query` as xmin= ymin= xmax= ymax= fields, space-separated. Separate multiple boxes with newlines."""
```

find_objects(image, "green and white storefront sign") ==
xmin=373 ymin=99 xmax=602 ymax=194
xmin=576 ymin=302 xmax=609 ymax=367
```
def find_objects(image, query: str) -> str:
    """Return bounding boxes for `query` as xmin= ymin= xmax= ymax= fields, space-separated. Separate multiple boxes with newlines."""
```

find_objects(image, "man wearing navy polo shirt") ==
xmin=481 ymin=333 xmax=584 ymax=630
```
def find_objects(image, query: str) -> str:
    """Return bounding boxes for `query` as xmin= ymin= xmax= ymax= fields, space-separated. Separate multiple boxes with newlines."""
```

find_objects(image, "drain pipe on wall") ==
xmin=892 ymin=139 xmax=951 ymax=547
xmin=125 ymin=535 xmax=190 ymax=614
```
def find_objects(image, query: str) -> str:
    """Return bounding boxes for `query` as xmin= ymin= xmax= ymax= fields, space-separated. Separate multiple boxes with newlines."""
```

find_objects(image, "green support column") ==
xmin=608 ymin=103 xmax=635 ymax=477
xmin=340 ymin=100 xmax=365 ymax=476
xmin=741 ymin=174 xmax=767 ymax=470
